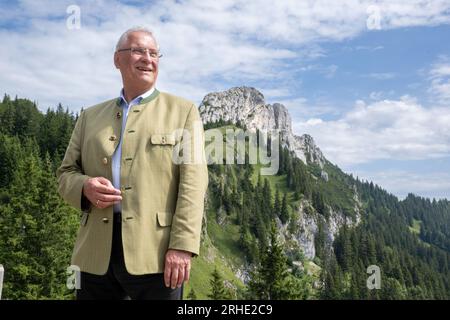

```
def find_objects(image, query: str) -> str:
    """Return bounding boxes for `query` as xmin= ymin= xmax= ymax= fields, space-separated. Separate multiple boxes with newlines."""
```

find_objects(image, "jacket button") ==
xmin=102 ymin=218 xmax=109 ymax=223
xmin=109 ymin=135 xmax=117 ymax=141
xmin=102 ymin=157 xmax=108 ymax=165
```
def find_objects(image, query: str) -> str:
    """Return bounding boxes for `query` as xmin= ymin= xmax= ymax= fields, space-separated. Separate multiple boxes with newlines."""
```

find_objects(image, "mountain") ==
xmin=0 ymin=93 xmax=449 ymax=299
xmin=199 ymin=86 xmax=357 ymax=260
xmin=199 ymin=86 xmax=326 ymax=167
xmin=195 ymin=86 xmax=450 ymax=299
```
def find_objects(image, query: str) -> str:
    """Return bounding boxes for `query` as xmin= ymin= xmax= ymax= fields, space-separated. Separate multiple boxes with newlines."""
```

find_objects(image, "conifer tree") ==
xmin=248 ymin=222 xmax=310 ymax=299
xmin=187 ymin=287 xmax=197 ymax=300
xmin=0 ymin=147 xmax=78 ymax=299
xmin=280 ymin=193 xmax=289 ymax=224
xmin=208 ymin=268 xmax=231 ymax=300
xmin=274 ymin=189 xmax=281 ymax=216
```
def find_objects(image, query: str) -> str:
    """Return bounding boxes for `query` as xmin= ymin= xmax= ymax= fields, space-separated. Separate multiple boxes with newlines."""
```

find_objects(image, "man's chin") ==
xmin=140 ymin=74 xmax=155 ymax=82
xmin=132 ymin=75 xmax=155 ymax=86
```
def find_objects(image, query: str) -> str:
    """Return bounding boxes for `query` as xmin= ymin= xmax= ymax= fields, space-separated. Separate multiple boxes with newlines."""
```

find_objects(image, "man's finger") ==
xmin=97 ymin=177 xmax=112 ymax=186
xmin=184 ymin=263 xmax=190 ymax=283
xmin=96 ymin=177 xmax=120 ymax=191
xmin=97 ymin=193 xmax=122 ymax=202
xmin=164 ymin=261 xmax=171 ymax=287
xmin=96 ymin=184 xmax=121 ymax=195
xmin=171 ymin=267 xmax=179 ymax=289
xmin=177 ymin=266 xmax=185 ymax=288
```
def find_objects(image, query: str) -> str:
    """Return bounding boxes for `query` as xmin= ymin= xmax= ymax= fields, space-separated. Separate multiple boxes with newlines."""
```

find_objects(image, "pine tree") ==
xmin=320 ymin=255 xmax=344 ymax=300
xmin=262 ymin=179 xmax=273 ymax=218
xmin=0 ymin=134 xmax=22 ymax=188
xmin=0 ymin=147 xmax=78 ymax=299
xmin=187 ymin=287 xmax=197 ymax=300
xmin=274 ymin=189 xmax=281 ymax=216
xmin=247 ymin=222 xmax=310 ymax=299
xmin=208 ymin=268 xmax=231 ymax=300
xmin=280 ymin=193 xmax=289 ymax=224
xmin=314 ymin=219 xmax=326 ymax=261
xmin=312 ymin=190 xmax=327 ymax=218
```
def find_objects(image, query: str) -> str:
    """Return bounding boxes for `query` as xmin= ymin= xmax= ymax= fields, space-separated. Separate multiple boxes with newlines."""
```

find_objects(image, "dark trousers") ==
xmin=76 ymin=212 xmax=183 ymax=300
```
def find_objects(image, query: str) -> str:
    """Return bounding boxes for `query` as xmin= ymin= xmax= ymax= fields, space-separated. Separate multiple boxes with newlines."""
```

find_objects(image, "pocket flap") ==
xmin=151 ymin=134 xmax=176 ymax=145
xmin=157 ymin=211 xmax=173 ymax=227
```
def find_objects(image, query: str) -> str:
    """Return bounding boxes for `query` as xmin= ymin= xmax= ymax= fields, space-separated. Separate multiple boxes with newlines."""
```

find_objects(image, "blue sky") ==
xmin=1 ymin=0 xmax=450 ymax=199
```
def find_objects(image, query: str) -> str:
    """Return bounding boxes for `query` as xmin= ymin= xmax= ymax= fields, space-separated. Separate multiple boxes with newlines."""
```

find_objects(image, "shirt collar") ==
xmin=119 ymin=87 xmax=155 ymax=107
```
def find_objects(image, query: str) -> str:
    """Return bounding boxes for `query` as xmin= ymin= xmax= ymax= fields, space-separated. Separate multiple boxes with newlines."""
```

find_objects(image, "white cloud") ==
xmin=369 ymin=91 xmax=384 ymax=100
xmin=356 ymin=45 xmax=384 ymax=51
xmin=369 ymin=90 xmax=395 ymax=100
xmin=365 ymin=72 xmax=396 ymax=80
xmin=428 ymin=58 xmax=450 ymax=105
xmin=294 ymin=96 xmax=450 ymax=166
xmin=258 ymin=88 xmax=292 ymax=100
xmin=299 ymin=64 xmax=339 ymax=78
xmin=352 ymin=168 xmax=450 ymax=200
xmin=0 ymin=0 xmax=450 ymax=110
xmin=378 ymin=1 xmax=450 ymax=28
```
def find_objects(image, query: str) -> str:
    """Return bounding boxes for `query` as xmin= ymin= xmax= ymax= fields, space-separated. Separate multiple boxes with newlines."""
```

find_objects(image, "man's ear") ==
xmin=114 ymin=52 xmax=120 ymax=69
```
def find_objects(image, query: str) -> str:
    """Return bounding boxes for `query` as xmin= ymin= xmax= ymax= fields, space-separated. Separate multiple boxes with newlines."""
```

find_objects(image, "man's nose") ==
xmin=139 ymin=54 xmax=151 ymax=63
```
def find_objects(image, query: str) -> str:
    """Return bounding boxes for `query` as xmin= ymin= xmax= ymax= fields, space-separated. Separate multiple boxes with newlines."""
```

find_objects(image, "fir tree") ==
xmin=0 ymin=147 xmax=78 ymax=299
xmin=280 ymin=193 xmax=289 ymax=224
xmin=187 ymin=287 xmax=197 ymax=300
xmin=208 ymin=268 xmax=231 ymax=300
xmin=274 ymin=189 xmax=281 ymax=216
xmin=247 ymin=222 xmax=310 ymax=299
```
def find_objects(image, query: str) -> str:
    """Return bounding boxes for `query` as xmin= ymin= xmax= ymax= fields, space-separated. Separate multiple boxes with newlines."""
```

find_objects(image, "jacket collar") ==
xmin=115 ymin=88 xmax=160 ymax=107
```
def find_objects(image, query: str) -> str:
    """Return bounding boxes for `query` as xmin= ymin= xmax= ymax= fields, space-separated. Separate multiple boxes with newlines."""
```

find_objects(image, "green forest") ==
xmin=0 ymin=95 xmax=449 ymax=299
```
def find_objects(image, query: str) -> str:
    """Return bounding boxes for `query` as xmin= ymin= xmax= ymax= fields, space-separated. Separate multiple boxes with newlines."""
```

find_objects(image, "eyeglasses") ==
xmin=117 ymin=47 xmax=162 ymax=59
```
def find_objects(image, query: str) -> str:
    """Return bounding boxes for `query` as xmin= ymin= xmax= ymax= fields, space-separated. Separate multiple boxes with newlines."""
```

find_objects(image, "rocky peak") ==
xmin=294 ymin=134 xmax=327 ymax=167
xmin=199 ymin=86 xmax=326 ymax=167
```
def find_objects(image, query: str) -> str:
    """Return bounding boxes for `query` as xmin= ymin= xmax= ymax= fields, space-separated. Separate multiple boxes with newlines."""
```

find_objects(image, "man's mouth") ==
xmin=136 ymin=66 xmax=152 ymax=72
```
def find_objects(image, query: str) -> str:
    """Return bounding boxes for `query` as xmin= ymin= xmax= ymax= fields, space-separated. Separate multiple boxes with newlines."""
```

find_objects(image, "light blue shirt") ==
xmin=112 ymin=87 xmax=155 ymax=213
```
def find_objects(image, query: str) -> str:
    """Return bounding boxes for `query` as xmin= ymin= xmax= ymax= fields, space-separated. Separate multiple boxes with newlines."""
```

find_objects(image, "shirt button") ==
xmin=109 ymin=135 xmax=117 ymax=141
xmin=161 ymin=136 xmax=166 ymax=144
xmin=102 ymin=157 xmax=108 ymax=165
xmin=102 ymin=218 xmax=109 ymax=223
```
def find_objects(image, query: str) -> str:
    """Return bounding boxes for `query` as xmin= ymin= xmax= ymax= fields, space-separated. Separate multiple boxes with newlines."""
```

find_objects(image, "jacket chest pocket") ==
xmin=150 ymin=134 xmax=176 ymax=146
xmin=149 ymin=133 xmax=177 ymax=168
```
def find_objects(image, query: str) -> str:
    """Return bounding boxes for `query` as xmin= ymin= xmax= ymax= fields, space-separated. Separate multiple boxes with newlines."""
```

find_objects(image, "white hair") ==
xmin=115 ymin=27 xmax=159 ymax=51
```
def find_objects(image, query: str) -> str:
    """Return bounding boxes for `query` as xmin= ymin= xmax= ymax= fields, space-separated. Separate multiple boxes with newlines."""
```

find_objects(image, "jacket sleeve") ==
xmin=169 ymin=104 xmax=209 ymax=256
xmin=56 ymin=110 xmax=91 ymax=211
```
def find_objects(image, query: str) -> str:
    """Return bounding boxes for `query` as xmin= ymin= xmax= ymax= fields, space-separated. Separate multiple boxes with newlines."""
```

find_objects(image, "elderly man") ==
xmin=57 ymin=27 xmax=208 ymax=300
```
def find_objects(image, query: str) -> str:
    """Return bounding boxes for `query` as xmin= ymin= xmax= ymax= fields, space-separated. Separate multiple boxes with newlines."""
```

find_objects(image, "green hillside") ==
xmin=1 ymin=95 xmax=450 ymax=300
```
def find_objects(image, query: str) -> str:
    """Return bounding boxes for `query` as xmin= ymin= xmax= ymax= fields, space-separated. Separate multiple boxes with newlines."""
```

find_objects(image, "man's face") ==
xmin=114 ymin=31 xmax=159 ymax=91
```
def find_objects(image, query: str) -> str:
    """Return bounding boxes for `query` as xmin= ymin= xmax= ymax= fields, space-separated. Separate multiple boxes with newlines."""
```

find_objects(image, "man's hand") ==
xmin=83 ymin=177 xmax=122 ymax=209
xmin=164 ymin=249 xmax=192 ymax=289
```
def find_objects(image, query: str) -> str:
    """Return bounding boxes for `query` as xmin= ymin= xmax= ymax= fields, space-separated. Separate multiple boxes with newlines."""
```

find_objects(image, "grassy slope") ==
xmin=185 ymin=239 xmax=245 ymax=299
xmin=185 ymin=208 xmax=247 ymax=299
xmin=407 ymin=219 xmax=432 ymax=248
xmin=190 ymin=126 xmax=351 ymax=299
xmin=316 ymin=162 xmax=357 ymax=217
xmin=408 ymin=219 xmax=422 ymax=235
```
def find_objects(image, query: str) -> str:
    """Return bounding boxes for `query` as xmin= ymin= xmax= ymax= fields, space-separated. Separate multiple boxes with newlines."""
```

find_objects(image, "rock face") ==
xmin=294 ymin=202 xmax=362 ymax=259
xmin=199 ymin=86 xmax=326 ymax=168
xmin=199 ymin=86 xmax=361 ymax=261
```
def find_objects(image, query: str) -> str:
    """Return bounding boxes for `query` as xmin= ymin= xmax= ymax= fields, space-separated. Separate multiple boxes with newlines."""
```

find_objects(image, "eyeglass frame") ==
xmin=116 ymin=47 xmax=163 ymax=59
